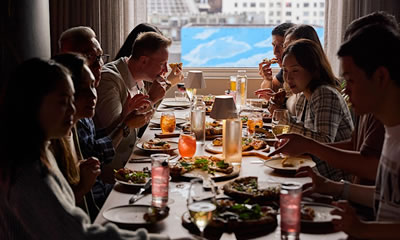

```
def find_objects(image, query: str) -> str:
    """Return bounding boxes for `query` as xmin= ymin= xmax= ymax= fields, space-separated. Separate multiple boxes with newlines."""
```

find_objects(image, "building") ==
xmin=222 ymin=0 xmax=325 ymax=26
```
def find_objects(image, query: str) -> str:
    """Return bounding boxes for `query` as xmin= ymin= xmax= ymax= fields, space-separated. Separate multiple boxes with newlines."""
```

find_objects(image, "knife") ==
xmin=129 ymin=179 xmax=152 ymax=204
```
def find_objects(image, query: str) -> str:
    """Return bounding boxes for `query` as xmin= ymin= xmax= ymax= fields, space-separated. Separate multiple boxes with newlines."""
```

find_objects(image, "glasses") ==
xmin=85 ymin=53 xmax=110 ymax=64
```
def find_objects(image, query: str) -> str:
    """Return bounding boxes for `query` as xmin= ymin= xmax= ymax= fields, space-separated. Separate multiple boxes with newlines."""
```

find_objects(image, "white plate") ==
xmin=264 ymin=156 xmax=315 ymax=171
xmin=162 ymin=101 xmax=191 ymax=107
xmin=150 ymin=117 xmax=187 ymax=126
xmin=136 ymin=141 xmax=178 ymax=152
xmin=205 ymin=142 xmax=269 ymax=154
xmin=115 ymin=178 xmax=150 ymax=187
xmin=301 ymin=202 xmax=340 ymax=223
xmin=103 ymin=205 xmax=168 ymax=225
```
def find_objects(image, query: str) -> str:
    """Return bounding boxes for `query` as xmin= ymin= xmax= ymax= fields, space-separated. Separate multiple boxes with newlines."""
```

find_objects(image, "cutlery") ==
xmin=129 ymin=154 xmax=179 ymax=163
xmin=129 ymin=179 xmax=152 ymax=204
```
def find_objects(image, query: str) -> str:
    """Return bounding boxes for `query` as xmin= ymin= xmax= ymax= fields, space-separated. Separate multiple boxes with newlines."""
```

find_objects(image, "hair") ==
xmin=114 ymin=23 xmax=162 ymax=60
xmin=344 ymin=11 xmax=399 ymax=40
xmin=338 ymin=24 xmax=400 ymax=87
xmin=51 ymin=53 xmax=88 ymax=186
xmin=272 ymin=22 xmax=296 ymax=37
xmin=283 ymin=39 xmax=339 ymax=92
xmin=131 ymin=32 xmax=172 ymax=60
xmin=59 ymin=26 xmax=96 ymax=52
xmin=284 ymin=24 xmax=323 ymax=49
xmin=0 ymin=59 xmax=71 ymax=185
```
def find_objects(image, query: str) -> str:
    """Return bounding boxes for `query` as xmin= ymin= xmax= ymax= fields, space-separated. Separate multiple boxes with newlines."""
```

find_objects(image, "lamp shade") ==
xmin=210 ymin=95 xmax=238 ymax=120
xmin=185 ymin=70 xmax=206 ymax=89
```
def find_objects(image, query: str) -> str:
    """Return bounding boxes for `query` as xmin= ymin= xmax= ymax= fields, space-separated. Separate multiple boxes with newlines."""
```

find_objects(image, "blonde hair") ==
xmin=131 ymin=32 xmax=172 ymax=59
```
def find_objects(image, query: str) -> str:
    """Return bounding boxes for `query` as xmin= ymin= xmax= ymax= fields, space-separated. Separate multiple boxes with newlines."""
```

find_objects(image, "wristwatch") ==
xmin=340 ymin=179 xmax=351 ymax=200
xmin=121 ymin=122 xmax=130 ymax=138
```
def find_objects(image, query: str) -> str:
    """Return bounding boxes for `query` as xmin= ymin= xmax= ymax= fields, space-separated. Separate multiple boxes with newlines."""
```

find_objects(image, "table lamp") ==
xmin=185 ymin=70 xmax=206 ymax=101
xmin=210 ymin=96 xmax=242 ymax=166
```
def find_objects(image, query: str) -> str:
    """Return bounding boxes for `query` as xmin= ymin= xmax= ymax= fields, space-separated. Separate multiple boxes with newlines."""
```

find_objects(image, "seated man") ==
xmin=95 ymin=32 xmax=171 ymax=177
xmin=59 ymin=26 xmax=152 ymax=206
xmin=296 ymin=23 xmax=400 ymax=239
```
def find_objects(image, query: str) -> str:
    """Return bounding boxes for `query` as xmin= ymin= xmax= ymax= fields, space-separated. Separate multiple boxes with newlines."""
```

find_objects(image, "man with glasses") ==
xmin=59 ymin=26 xmax=153 ymax=208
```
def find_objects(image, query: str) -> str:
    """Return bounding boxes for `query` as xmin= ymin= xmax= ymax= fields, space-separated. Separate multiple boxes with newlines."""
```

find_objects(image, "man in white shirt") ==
xmin=95 ymin=32 xmax=171 ymax=176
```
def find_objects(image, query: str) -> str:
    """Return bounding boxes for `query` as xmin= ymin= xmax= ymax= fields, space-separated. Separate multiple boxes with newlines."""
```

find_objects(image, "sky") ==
xmin=181 ymin=26 xmax=324 ymax=67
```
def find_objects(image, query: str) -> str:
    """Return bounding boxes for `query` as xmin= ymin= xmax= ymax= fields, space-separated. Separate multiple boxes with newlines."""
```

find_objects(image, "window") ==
xmin=304 ymin=11 xmax=309 ymax=16
xmin=320 ymin=2 xmax=325 ymax=8
xmin=146 ymin=0 xmax=325 ymax=68
xmin=320 ymin=11 xmax=324 ymax=16
xmin=304 ymin=3 xmax=309 ymax=7
xmin=314 ymin=2 xmax=317 ymax=7
xmin=314 ymin=11 xmax=317 ymax=16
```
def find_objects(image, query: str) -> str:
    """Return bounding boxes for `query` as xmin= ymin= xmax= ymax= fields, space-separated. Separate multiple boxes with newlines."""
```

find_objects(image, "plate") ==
xmin=205 ymin=142 xmax=268 ymax=154
xmin=136 ymin=141 xmax=178 ymax=152
xmin=115 ymin=178 xmax=150 ymax=187
xmin=301 ymin=202 xmax=340 ymax=233
xmin=150 ymin=117 xmax=187 ymax=126
xmin=103 ymin=205 xmax=168 ymax=225
xmin=264 ymin=156 xmax=315 ymax=171
xmin=162 ymin=101 xmax=191 ymax=107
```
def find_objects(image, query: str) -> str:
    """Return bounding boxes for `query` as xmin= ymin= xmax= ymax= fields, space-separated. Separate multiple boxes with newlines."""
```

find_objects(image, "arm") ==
xmin=271 ymin=133 xmax=379 ymax=181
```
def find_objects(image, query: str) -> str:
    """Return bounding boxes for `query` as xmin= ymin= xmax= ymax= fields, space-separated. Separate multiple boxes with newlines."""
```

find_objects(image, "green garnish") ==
xmin=154 ymin=141 xmax=167 ymax=146
xmin=216 ymin=160 xmax=229 ymax=169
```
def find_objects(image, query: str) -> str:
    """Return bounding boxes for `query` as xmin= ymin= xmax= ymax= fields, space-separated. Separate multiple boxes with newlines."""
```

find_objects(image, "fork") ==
xmin=129 ymin=179 xmax=152 ymax=204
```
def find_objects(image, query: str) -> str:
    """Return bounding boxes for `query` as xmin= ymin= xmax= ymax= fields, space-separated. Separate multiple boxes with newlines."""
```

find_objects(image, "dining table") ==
xmin=94 ymin=98 xmax=348 ymax=240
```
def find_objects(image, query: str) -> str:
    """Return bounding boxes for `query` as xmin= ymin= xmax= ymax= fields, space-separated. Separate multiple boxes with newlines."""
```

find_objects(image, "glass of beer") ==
xmin=271 ymin=109 xmax=290 ymax=137
xmin=230 ymin=75 xmax=236 ymax=91
xmin=178 ymin=131 xmax=196 ymax=159
xmin=160 ymin=112 xmax=176 ymax=134
xmin=247 ymin=112 xmax=263 ymax=137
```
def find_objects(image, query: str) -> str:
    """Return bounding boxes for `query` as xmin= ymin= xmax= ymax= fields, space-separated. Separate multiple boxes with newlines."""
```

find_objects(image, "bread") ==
xmin=169 ymin=62 xmax=182 ymax=69
xmin=262 ymin=58 xmax=278 ymax=64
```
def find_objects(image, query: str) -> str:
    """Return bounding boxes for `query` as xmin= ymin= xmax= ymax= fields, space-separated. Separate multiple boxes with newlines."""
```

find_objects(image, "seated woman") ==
xmin=0 ymin=58 xmax=168 ymax=239
xmin=281 ymin=39 xmax=354 ymax=181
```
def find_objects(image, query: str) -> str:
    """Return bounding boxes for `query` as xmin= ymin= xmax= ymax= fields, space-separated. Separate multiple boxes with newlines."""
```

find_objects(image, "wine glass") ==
xmin=178 ymin=131 xmax=196 ymax=159
xmin=187 ymin=178 xmax=216 ymax=238
xmin=271 ymin=109 xmax=290 ymax=138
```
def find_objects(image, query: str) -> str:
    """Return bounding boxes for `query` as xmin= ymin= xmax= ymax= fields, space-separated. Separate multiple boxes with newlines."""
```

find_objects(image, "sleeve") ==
xmin=289 ymin=87 xmax=344 ymax=143
xmin=359 ymin=115 xmax=385 ymax=159
xmin=95 ymin=72 xmax=124 ymax=129
xmin=9 ymin=171 xmax=169 ymax=240
xmin=93 ymin=129 xmax=115 ymax=165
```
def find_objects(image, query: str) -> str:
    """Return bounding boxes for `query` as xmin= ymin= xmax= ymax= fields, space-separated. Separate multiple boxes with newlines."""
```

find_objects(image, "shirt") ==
xmin=374 ymin=124 xmax=400 ymax=221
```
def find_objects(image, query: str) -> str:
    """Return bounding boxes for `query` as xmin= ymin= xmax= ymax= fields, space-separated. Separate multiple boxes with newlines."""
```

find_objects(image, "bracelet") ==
xmin=339 ymin=179 xmax=351 ymax=200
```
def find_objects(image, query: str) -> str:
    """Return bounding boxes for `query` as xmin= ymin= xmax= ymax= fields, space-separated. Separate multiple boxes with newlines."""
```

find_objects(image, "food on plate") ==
xmin=114 ymin=168 xmax=149 ymax=184
xmin=212 ymin=137 xmax=223 ymax=146
xmin=182 ymin=122 xmax=222 ymax=138
xmin=203 ymin=95 xmax=215 ymax=106
xmin=262 ymin=57 xmax=278 ymax=64
xmin=242 ymin=137 xmax=267 ymax=151
xmin=241 ymin=115 xmax=249 ymax=124
xmin=207 ymin=120 xmax=221 ymax=128
xmin=143 ymin=138 xmax=171 ymax=150
xmin=281 ymin=157 xmax=305 ymax=168
xmin=169 ymin=62 xmax=182 ymax=69
xmin=270 ymin=88 xmax=286 ymax=106
xmin=254 ymin=128 xmax=276 ymax=139
xmin=169 ymin=155 xmax=233 ymax=178
xmin=223 ymin=177 xmax=280 ymax=203
xmin=301 ymin=206 xmax=316 ymax=221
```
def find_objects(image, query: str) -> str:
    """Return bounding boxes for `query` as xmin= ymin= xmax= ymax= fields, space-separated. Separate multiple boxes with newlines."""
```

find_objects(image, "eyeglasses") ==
xmin=85 ymin=53 xmax=110 ymax=64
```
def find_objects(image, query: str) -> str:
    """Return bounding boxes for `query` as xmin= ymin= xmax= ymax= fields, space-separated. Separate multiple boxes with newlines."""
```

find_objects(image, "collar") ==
xmin=124 ymin=57 xmax=144 ymax=93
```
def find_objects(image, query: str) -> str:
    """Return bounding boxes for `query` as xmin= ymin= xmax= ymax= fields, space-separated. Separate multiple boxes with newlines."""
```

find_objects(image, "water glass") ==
xmin=160 ymin=112 xmax=176 ymax=134
xmin=175 ymin=90 xmax=187 ymax=102
xmin=151 ymin=154 xmax=170 ymax=208
xmin=223 ymin=118 xmax=242 ymax=165
xmin=280 ymin=182 xmax=302 ymax=240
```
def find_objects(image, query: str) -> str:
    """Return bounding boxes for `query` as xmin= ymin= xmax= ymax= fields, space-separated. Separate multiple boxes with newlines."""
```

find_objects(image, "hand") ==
xmin=167 ymin=65 xmax=184 ymax=87
xmin=331 ymin=200 xmax=364 ymax=238
xmin=122 ymin=93 xmax=151 ymax=117
xmin=148 ymin=77 xmax=167 ymax=104
xmin=78 ymin=157 xmax=101 ymax=195
xmin=295 ymin=166 xmax=335 ymax=197
xmin=268 ymin=133 xmax=310 ymax=157
xmin=254 ymin=88 xmax=275 ymax=101
xmin=258 ymin=61 xmax=273 ymax=81
xmin=124 ymin=109 xmax=154 ymax=129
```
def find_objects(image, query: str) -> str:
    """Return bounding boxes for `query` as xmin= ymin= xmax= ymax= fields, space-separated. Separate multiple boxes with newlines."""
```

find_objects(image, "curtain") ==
xmin=49 ymin=0 xmax=147 ymax=59
xmin=324 ymin=0 xmax=400 ymax=76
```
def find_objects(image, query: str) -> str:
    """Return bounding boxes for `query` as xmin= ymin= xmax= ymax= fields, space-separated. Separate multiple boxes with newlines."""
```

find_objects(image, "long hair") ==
xmin=285 ymin=24 xmax=323 ymax=50
xmin=51 ymin=53 xmax=87 ymax=186
xmin=283 ymin=39 xmax=339 ymax=92
xmin=114 ymin=23 xmax=162 ymax=60
xmin=0 ymin=59 xmax=71 ymax=185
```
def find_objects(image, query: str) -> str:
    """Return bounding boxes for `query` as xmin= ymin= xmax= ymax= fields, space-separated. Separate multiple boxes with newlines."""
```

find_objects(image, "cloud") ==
xmin=254 ymin=36 xmax=272 ymax=48
xmin=182 ymin=36 xmax=252 ymax=66
xmin=193 ymin=29 xmax=220 ymax=40
xmin=216 ymin=51 xmax=274 ymax=67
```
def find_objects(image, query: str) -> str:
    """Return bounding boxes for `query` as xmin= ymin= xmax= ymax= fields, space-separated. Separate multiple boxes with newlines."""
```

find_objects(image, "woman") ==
xmin=0 ymin=58 xmax=168 ymax=239
xmin=282 ymin=39 xmax=354 ymax=180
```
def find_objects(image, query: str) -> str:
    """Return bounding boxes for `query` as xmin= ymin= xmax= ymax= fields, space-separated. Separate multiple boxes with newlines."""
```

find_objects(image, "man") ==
xmin=256 ymin=23 xmax=295 ymax=98
xmin=295 ymin=24 xmax=400 ymax=239
xmin=269 ymin=12 xmax=398 ymax=185
xmin=95 ymin=32 xmax=170 ymax=177
xmin=59 ymin=26 xmax=152 ymax=206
